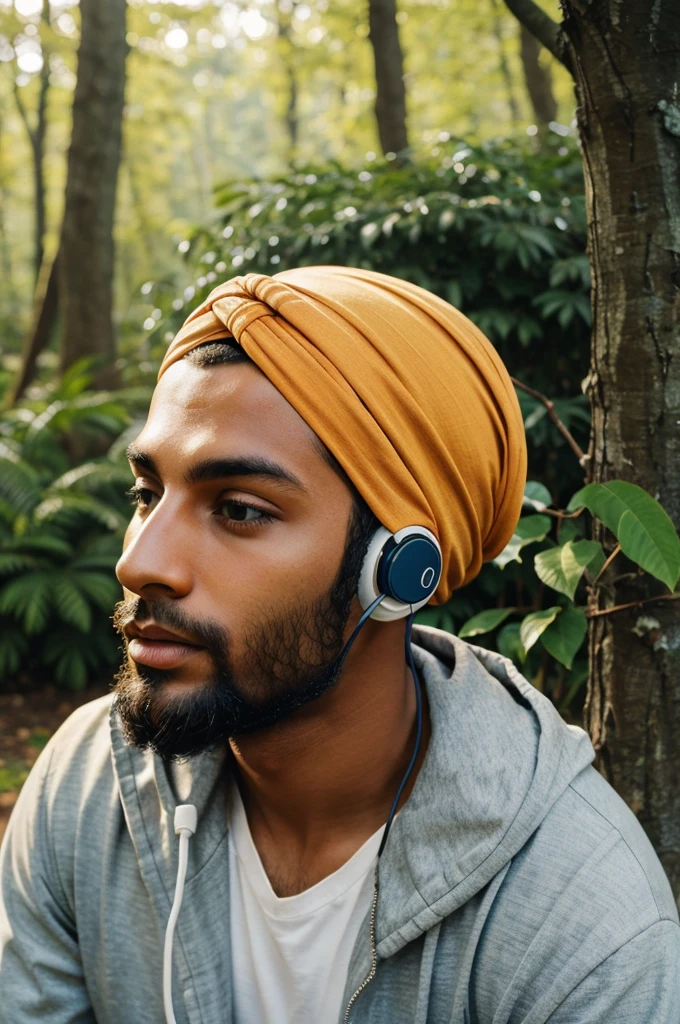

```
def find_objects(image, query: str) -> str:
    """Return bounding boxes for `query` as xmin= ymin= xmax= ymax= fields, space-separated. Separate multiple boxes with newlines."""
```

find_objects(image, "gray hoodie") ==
xmin=1 ymin=625 xmax=678 ymax=1023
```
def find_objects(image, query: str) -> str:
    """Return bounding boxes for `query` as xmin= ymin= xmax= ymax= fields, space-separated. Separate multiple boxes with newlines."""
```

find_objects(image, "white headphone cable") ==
xmin=163 ymin=804 xmax=198 ymax=1024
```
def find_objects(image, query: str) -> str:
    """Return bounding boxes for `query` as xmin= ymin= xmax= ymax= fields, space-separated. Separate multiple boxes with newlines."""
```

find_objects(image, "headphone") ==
xmin=357 ymin=524 xmax=442 ymax=621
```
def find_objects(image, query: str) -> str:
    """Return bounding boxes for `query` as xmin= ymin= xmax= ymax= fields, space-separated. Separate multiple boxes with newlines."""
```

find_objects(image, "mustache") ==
xmin=111 ymin=597 xmax=227 ymax=655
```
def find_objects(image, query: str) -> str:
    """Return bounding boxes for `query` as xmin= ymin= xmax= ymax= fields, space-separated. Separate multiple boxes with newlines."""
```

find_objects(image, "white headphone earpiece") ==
xmin=357 ymin=525 xmax=443 ymax=622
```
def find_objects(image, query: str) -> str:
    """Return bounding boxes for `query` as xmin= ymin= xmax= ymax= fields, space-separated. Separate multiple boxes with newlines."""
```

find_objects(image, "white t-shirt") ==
xmin=228 ymin=783 xmax=383 ymax=1024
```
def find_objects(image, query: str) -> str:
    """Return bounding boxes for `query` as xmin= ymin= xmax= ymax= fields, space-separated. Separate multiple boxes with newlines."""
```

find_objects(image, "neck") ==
xmin=228 ymin=613 xmax=429 ymax=853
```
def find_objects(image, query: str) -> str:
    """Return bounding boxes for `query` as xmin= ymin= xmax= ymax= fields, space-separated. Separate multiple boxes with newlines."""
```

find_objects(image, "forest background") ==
xmin=0 ymin=0 xmax=678 ymax=902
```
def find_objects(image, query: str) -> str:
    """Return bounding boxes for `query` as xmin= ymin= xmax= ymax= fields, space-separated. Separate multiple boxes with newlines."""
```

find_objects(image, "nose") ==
xmin=116 ymin=498 xmax=193 ymax=600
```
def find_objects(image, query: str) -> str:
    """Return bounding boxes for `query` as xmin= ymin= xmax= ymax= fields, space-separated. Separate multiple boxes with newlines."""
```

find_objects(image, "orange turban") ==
xmin=158 ymin=266 xmax=527 ymax=603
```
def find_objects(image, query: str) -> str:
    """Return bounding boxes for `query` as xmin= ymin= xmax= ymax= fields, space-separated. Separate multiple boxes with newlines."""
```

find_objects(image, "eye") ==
xmin=126 ymin=485 xmax=156 ymax=509
xmin=218 ymin=500 xmax=275 ymax=527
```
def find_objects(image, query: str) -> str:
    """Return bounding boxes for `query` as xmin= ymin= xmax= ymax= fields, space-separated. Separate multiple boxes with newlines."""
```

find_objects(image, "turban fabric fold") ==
xmin=158 ymin=266 xmax=527 ymax=604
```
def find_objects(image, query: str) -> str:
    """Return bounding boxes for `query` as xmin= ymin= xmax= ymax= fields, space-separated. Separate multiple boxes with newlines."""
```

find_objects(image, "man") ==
xmin=0 ymin=266 xmax=678 ymax=1023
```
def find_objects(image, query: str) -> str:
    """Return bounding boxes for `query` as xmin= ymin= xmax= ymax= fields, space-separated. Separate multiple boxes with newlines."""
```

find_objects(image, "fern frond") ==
xmin=0 ymin=624 xmax=28 ymax=680
xmin=53 ymin=576 xmax=92 ymax=632
xmin=0 ymin=459 xmax=42 ymax=515
xmin=0 ymin=572 xmax=54 ymax=633
xmin=41 ymin=627 xmax=91 ymax=690
xmin=34 ymin=494 xmax=128 ymax=533
xmin=52 ymin=461 xmax=131 ymax=493
xmin=0 ymin=553 xmax=40 ymax=576
xmin=73 ymin=570 xmax=121 ymax=611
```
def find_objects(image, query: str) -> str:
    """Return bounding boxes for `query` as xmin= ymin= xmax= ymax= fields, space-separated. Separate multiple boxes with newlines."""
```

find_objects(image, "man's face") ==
xmin=113 ymin=357 xmax=361 ymax=759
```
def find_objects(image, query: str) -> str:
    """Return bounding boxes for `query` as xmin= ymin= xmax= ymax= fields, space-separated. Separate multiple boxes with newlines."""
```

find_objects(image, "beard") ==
xmin=111 ymin=509 xmax=372 ymax=761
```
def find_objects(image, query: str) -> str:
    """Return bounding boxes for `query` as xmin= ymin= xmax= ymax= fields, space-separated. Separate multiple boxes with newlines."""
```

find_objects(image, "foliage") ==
xmin=150 ymin=134 xmax=589 ymax=495
xmin=140 ymin=134 xmax=680 ymax=718
xmin=0 ymin=359 xmax=150 ymax=691
xmin=0 ymin=0 xmax=572 ymax=351
xmin=449 ymin=478 xmax=680 ymax=714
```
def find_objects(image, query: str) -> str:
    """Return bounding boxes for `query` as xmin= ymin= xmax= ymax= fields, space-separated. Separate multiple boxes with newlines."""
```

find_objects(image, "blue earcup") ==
xmin=357 ymin=525 xmax=443 ymax=622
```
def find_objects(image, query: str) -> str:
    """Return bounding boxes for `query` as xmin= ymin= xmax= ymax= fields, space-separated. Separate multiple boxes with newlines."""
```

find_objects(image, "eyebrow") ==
xmin=125 ymin=444 xmax=307 ymax=492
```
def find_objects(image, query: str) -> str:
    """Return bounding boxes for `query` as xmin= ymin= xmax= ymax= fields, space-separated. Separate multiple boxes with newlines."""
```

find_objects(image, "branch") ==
xmin=586 ymin=592 xmax=680 ymax=619
xmin=511 ymin=375 xmax=588 ymax=467
xmin=13 ymin=79 xmax=36 ymax=148
xmin=503 ymin=0 xmax=573 ymax=76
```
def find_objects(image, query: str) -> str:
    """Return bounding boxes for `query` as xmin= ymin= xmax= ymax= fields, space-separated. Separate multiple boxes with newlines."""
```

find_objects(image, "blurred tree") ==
xmin=490 ymin=0 xmax=520 ymax=124
xmin=12 ymin=0 xmax=50 ymax=283
xmin=275 ymin=0 xmax=300 ymax=165
xmin=11 ymin=0 xmax=128 ymax=402
xmin=518 ymin=24 xmax=556 ymax=125
xmin=59 ymin=0 xmax=127 ymax=387
xmin=506 ymin=0 xmax=680 ymax=898
xmin=367 ymin=0 xmax=409 ymax=160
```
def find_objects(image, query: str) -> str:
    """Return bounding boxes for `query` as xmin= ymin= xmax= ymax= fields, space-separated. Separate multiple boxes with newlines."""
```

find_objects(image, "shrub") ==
xmin=0 ymin=360 xmax=151 ymax=690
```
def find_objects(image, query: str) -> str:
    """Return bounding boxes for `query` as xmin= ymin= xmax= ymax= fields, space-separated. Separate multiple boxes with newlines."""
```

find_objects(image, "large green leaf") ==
xmin=534 ymin=539 xmax=603 ymax=600
xmin=519 ymin=606 xmax=562 ymax=654
xmin=539 ymin=605 xmax=587 ymax=669
xmin=567 ymin=481 xmax=680 ymax=592
xmin=459 ymin=606 xmax=516 ymax=638
xmin=493 ymin=514 xmax=552 ymax=568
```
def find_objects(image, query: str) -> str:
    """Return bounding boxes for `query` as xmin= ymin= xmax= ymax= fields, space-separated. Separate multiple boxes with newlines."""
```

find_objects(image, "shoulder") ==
xmin=5 ymin=694 xmax=117 ymax=849
xmin=472 ymin=765 xmax=679 ymax=1018
xmin=505 ymin=764 xmax=678 ymax=937
xmin=41 ymin=693 xmax=116 ymax=794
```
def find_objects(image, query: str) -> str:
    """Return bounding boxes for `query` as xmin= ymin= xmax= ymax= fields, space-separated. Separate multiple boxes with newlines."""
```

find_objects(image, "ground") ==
xmin=0 ymin=683 xmax=109 ymax=845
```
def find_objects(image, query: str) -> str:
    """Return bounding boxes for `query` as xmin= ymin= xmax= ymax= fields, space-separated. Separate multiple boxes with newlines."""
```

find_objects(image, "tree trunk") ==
xmin=367 ymin=0 xmax=409 ymax=160
xmin=505 ymin=0 xmax=680 ymax=904
xmin=491 ymin=2 xmax=521 ymax=123
xmin=276 ymin=1 xmax=299 ymax=165
xmin=519 ymin=24 xmax=557 ymax=125
xmin=58 ymin=0 xmax=127 ymax=389
xmin=9 ymin=251 xmax=60 ymax=404
xmin=13 ymin=0 xmax=51 ymax=285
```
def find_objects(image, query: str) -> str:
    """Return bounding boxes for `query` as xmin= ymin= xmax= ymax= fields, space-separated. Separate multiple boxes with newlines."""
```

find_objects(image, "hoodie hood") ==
xmin=374 ymin=625 xmax=594 ymax=957
xmin=110 ymin=623 xmax=594 ymax=968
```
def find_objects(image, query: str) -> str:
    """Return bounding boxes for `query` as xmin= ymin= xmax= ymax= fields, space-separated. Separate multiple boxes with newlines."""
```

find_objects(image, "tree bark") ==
xmin=519 ymin=24 xmax=557 ymax=124
xmin=506 ymin=0 xmax=680 ymax=904
xmin=367 ymin=0 xmax=409 ymax=161
xmin=58 ymin=0 xmax=127 ymax=389
xmin=13 ymin=0 xmax=51 ymax=285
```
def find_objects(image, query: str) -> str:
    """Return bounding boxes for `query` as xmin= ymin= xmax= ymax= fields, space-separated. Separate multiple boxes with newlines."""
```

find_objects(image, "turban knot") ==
xmin=159 ymin=266 xmax=527 ymax=604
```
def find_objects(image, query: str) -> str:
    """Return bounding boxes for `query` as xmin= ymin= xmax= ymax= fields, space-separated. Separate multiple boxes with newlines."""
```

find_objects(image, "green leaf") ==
xmin=493 ymin=514 xmax=552 ymax=568
xmin=496 ymin=622 xmax=526 ymax=664
xmin=567 ymin=481 xmax=680 ymax=592
xmin=459 ymin=606 xmax=516 ymax=638
xmin=523 ymin=481 xmax=552 ymax=512
xmin=534 ymin=539 xmax=603 ymax=600
xmin=539 ymin=605 xmax=588 ymax=669
xmin=519 ymin=606 xmax=562 ymax=653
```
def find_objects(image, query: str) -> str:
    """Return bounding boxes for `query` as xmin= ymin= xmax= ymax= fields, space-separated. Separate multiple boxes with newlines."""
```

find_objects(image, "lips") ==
xmin=124 ymin=621 xmax=205 ymax=669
